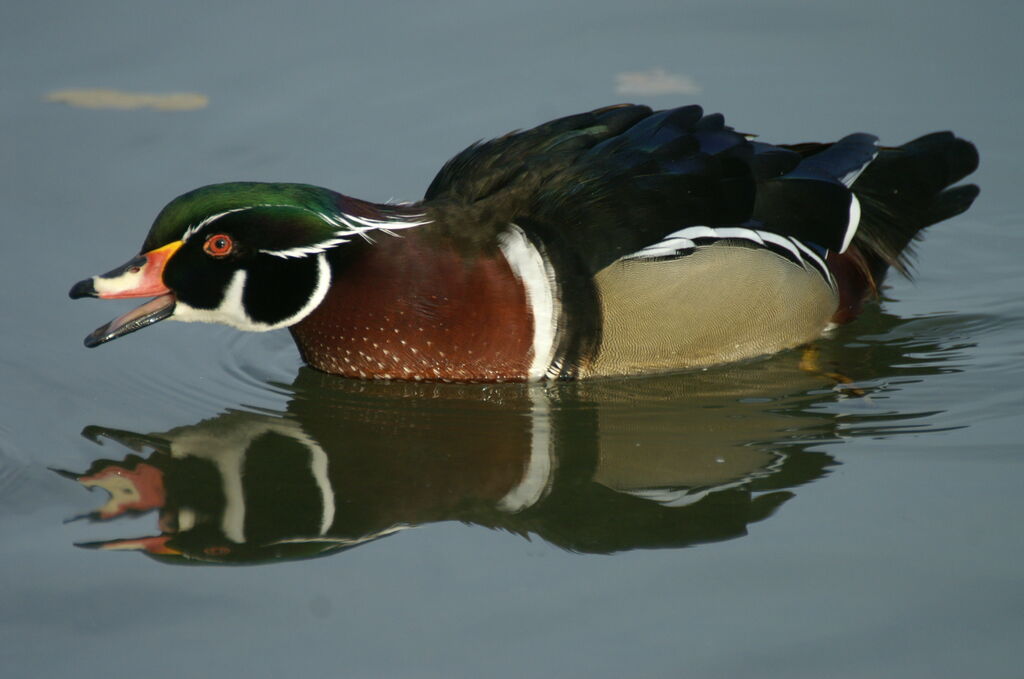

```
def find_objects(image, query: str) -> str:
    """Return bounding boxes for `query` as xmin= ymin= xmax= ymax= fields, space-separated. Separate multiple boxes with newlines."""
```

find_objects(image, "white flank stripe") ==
xmin=498 ymin=224 xmax=559 ymax=381
xmin=713 ymin=227 xmax=764 ymax=243
xmin=673 ymin=226 xmax=718 ymax=240
xmin=624 ymin=452 xmax=787 ymax=508
xmin=623 ymin=225 xmax=711 ymax=259
xmin=790 ymin=237 xmax=829 ymax=274
xmin=662 ymin=237 xmax=696 ymax=250
xmin=757 ymin=231 xmax=804 ymax=262
xmin=626 ymin=225 xmax=772 ymax=260
xmin=497 ymin=386 xmax=554 ymax=512
xmin=622 ymin=224 xmax=833 ymax=287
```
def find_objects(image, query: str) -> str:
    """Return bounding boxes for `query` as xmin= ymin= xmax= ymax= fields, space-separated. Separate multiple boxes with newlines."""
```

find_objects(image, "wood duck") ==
xmin=69 ymin=104 xmax=979 ymax=381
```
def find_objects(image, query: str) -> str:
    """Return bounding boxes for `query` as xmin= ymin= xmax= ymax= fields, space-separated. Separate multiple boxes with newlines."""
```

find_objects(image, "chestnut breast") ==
xmin=290 ymin=232 xmax=535 ymax=381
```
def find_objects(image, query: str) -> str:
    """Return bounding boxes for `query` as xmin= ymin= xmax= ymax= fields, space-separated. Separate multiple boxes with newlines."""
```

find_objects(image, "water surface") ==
xmin=3 ymin=2 xmax=1022 ymax=677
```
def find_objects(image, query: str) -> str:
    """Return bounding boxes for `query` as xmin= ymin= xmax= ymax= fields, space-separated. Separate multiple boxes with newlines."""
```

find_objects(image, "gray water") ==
xmin=3 ymin=1 xmax=1022 ymax=677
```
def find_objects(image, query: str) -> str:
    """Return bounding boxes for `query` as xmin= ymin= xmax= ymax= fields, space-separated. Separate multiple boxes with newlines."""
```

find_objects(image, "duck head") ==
xmin=70 ymin=182 xmax=423 ymax=347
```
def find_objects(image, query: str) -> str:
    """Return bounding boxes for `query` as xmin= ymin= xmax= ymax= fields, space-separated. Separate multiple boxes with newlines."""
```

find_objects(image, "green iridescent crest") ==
xmin=141 ymin=182 xmax=350 ymax=254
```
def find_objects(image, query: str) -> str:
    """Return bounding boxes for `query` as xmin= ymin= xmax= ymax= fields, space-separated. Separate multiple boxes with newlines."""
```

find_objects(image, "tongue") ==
xmin=84 ymin=294 xmax=176 ymax=347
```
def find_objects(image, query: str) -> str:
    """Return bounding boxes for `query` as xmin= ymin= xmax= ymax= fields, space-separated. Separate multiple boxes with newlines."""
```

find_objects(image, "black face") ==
xmin=163 ymin=228 xmax=245 ymax=311
xmin=166 ymin=211 xmax=328 ymax=328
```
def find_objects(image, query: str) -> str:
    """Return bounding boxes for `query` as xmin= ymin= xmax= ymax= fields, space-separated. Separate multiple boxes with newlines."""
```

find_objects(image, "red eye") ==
xmin=203 ymin=233 xmax=234 ymax=257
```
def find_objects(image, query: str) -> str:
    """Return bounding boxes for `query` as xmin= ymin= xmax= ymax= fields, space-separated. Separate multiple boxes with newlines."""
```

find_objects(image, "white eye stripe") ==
xmin=182 ymin=206 xmax=432 ymax=259
xmin=260 ymin=211 xmax=431 ymax=259
xmin=182 ymin=208 xmax=249 ymax=242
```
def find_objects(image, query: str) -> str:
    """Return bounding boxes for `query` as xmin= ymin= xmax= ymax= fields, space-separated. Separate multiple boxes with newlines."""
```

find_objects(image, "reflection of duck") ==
xmin=61 ymin=305 xmax=975 ymax=564
xmin=62 ymin=355 xmax=866 ymax=564
xmin=69 ymin=105 xmax=977 ymax=381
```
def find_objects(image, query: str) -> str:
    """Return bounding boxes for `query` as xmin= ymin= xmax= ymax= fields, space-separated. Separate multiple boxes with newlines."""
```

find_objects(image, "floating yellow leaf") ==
xmin=614 ymin=69 xmax=701 ymax=96
xmin=45 ymin=88 xmax=208 ymax=111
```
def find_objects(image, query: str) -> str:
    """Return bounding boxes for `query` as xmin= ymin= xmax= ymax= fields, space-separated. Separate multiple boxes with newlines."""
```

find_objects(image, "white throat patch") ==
xmin=172 ymin=253 xmax=332 ymax=331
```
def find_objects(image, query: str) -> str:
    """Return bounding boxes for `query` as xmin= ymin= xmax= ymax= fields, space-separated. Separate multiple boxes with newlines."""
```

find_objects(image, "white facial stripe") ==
xmin=172 ymin=269 xmax=249 ymax=329
xmin=182 ymin=208 xmax=249 ymax=242
xmin=215 ymin=448 xmax=247 ymax=543
xmin=164 ymin=413 xmax=336 ymax=545
xmin=260 ymin=237 xmax=350 ymax=259
xmin=260 ymin=211 xmax=432 ymax=259
xmin=172 ymin=253 xmax=331 ymax=331
xmin=282 ymin=253 xmax=332 ymax=327
xmin=177 ymin=507 xmax=196 ymax=532
xmin=498 ymin=224 xmax=560 ymax=381
xmin=183 ymin=205 xmax=431 ymax=259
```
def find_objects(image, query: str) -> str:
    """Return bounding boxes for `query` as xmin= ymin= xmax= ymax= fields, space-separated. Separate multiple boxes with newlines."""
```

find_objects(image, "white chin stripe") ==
xmin=172 ymin=253 xmax=331 ymax=331
xmin=498 ymin=224 xmax=560 ymax=381
xmin=166 ymin=415 xmax=335 ymax=544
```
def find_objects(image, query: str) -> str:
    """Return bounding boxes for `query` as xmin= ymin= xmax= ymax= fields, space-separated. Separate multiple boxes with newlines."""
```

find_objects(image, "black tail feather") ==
xmin=851 ymin=132 xmax=979 ymax=278
xmin=922 ymin=184 xmax=980 ymax=228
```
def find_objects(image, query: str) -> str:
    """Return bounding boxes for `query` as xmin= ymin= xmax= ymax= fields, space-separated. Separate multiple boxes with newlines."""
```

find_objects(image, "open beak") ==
xmin=70 ymin=241 xmax=183 ymax=347
xmin=76 ymin=535 xmax=182 ymax=555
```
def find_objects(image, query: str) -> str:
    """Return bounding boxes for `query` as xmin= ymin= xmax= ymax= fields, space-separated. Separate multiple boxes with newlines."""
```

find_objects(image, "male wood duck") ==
xmin=70 ymin=104 xmax=979 ymax=381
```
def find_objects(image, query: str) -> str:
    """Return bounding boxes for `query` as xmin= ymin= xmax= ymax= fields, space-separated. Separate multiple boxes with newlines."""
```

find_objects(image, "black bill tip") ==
xmin=83 ymin=327 xmax=110 ymax=348
xmin=69 ymin=278 xmax=97 ymax=299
